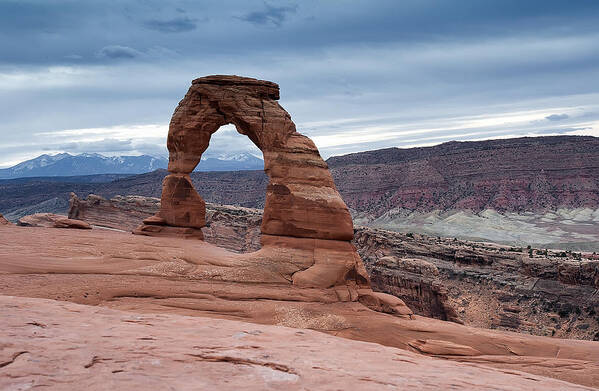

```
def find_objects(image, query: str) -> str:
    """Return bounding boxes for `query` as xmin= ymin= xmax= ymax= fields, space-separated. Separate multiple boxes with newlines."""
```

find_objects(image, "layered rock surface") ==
xmin=3 ymin=136 xmax=598 ymax=249
xmin=328 ymin=135 xmax=599 ymax=214
xmin=1 ymin=295 xmax=592 ymax=391
xmin=354 ymin=227 xmax=599 ymax=341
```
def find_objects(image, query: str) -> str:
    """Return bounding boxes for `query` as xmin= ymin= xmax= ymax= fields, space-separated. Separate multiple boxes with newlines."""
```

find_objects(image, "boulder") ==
xmin=0 ymin=213 xmax=11 ymax=225
xmin=18 ymin=213 xmax=91 ymax=229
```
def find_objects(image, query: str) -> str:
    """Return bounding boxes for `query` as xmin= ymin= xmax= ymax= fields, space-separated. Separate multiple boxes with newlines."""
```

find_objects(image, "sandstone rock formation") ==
xmin=1 ymin=295 xmax=594 ymax=391
xmin=17 ymin=213 xmax=91 ymax=229
xmin=0 ymin=213 xmax=11 ymax=225
xmin=1 ymin=225 xmax=598 ymax=387
xmin=135 ymin=75 xmax=366 ymax=291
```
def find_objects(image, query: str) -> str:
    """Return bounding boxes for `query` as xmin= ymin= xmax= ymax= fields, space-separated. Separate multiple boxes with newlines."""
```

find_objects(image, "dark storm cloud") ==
xmin=236 ymin=2 xmax=298 ymax=27
xmin=545 ymin=114 xmax=570 ymax=121
xmin=143 ymin=16 xmax=199 ymax=33
xmin=96 ymin=45 xmax=142 ymax=60
xmin=1 ymin=0 xmax=599 ymax=66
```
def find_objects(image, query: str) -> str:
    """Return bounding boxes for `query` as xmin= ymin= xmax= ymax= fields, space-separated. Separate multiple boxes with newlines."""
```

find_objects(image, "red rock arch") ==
xmin=139 ymin=75 xmax=353 ymax=242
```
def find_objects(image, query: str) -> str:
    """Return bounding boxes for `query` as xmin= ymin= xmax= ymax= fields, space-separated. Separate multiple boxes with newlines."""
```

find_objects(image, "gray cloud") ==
xmin=96 ymin=45 xmax=142 ymax=59
xmin=56 ymin=139 xmax=134 ymax=153
xmin=236 ymin=2 xmax=298 ymax=27
xmin=535 ymin=127 xmax=591 ymax=134
xmin=545 ymin=113 xmax=570 ymax=121
xmin=143 ymin=16 xmax=198 ymax=33
xmin=1 ymin=1 xmax=598 ymax=167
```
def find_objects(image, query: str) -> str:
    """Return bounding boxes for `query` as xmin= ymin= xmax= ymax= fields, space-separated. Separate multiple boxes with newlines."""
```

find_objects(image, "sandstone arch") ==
xmin=135 ymin=75 xmax=384 ymax=292
xmin=138 ymin=75 xmax=353 ymax=242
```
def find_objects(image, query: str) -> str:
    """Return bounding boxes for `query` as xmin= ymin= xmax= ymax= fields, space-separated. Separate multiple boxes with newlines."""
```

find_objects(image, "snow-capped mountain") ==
xmin=0 ymin=152 xmax=264 ymax=179
xmin=197 ymin=152 xmax=264 ymax=171
xmin=0 ymin=153 xmax=169 ymax=179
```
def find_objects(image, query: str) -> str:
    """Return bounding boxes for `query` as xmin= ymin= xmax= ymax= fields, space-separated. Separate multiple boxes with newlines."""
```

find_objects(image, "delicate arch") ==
xmin=139 ymin=75 xmax=353 ymax=242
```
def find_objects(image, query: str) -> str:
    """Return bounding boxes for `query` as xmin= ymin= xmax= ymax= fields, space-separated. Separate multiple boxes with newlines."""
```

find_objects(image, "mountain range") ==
xmin=0 ymin=152 xmax=263 ymax=179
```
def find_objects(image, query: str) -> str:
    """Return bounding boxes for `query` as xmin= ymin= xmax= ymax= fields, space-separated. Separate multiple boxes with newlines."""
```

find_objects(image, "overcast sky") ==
xmin=1 ymin=0 xmax=598 ymax=167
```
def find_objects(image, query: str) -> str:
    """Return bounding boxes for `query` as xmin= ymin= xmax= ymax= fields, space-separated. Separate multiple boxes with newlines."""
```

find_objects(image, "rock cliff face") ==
xmin=327 ymin=136 xmax=599 ymax=215
xmin=354 ymin=227 xmax=599 ymax=341
xmin=68 ymin=194 xmax=599 ymax=340
xmin=3 ymin=136 xmax=598 ymax=248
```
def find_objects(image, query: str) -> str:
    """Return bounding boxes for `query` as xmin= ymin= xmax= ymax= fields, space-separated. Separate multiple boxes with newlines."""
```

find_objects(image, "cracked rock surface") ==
xmin=0 ymin=295 xmax=594 ymax=391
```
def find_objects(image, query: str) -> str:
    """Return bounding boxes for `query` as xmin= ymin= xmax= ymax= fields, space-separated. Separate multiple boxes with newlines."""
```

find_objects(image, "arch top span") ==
xmin=138 ymin=74 xmax=354 ymax=242
xmin=192 ymin=75 xmax=280 ymax=100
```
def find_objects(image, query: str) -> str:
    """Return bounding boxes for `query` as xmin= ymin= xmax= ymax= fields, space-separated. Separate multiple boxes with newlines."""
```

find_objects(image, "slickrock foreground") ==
xmin=1 ymin=225 xmax=598 ymax=388
xmin=2 ymin=296 xmax=592 ymax=391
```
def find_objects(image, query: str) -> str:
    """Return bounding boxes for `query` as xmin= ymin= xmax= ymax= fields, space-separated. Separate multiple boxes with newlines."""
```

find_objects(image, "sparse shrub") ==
xmin=558 ymin=307 xmax=571 ymax=318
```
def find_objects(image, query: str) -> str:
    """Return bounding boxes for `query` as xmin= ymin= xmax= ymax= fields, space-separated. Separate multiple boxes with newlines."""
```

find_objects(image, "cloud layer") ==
xmin=0 ymin=0 xmax=598 ymax=167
